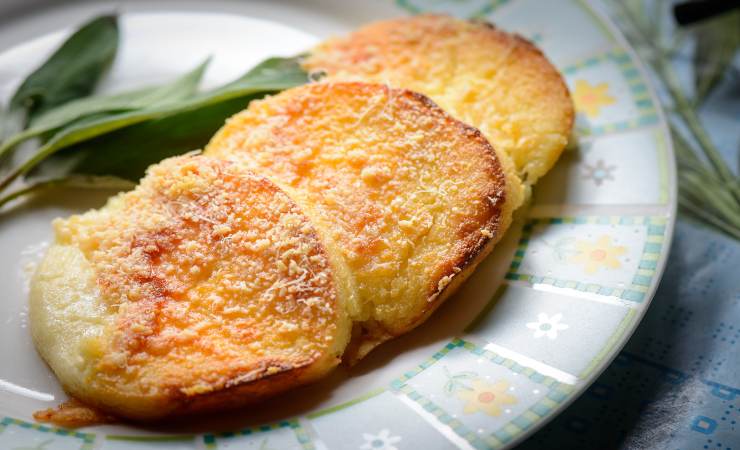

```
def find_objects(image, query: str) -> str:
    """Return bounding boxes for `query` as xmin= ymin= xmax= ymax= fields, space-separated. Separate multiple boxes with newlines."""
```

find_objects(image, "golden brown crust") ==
xmin=304 ymin=14 xmax=574 ymax=195
xmin=31 ymin=15 xmax=577 ymax=419
xmin=206 ymin=82 xmax=507 ymax=359
xmin=33 ymin=399 xmax=116 ymax=428
xmin=344 ymin=186 xmax=503 ymax=364
xmin=30 ymin=155 xmax=351 ymax=421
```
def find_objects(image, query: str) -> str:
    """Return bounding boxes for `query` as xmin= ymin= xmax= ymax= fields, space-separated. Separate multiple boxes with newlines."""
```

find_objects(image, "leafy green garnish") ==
xmin=8 ymin=15 xmax=119 ymax=125
xmin=29 ymin=96 xmax=260 ymax=183
xmin=0 ymin=58 xmax=210 ymax=160
xmin=0 ymin=56 xmax=307 ymax=200
xmin=0 ymin=176 xmax=134 ymax=210
xmin=0 ymin=12 xmax=308 ymax=209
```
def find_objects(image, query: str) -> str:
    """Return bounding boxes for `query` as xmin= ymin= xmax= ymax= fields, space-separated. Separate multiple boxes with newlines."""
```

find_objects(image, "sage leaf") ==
xmin=32 ymin=56 xmax=210 ymax=127
xmin=29 ymin=95 xmax=257 ymax=182
xmin=0 ymin=175 xmax=134 ymax=210
xmin=9 ymin=56 xmax=306 ymax=189
xmin=8 ymin=14 xmax=119 ymax=124
xmin=0 ymin=58 xmax=211 ymax=158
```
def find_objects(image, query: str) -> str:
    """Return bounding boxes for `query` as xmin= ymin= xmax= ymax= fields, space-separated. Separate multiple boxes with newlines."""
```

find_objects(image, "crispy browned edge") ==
xmin=33 ymin=163 xmax=348 ymax=423
xmin=77 ymin=354 xmax=335 ymax=422
xmin=64 ymin=319 xmax=344 ymax=422
xmin=306 ymin=16 xmax=574 ymax=361
xmin=449 ymin=16 xmax=574 ymax=184
xmin=474 ymin=18 xmax=576 ymax=161
xmin=341 ymin=88 xmax=507 ymax=363
xmin=305 ymin=14 xmax=575 ymax=187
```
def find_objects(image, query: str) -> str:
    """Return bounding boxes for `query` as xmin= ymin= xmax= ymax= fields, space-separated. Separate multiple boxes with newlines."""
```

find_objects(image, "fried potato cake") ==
xmin=206 ymin=82 xmax=507 ymax=361
xmin=303 ymin=14 xmax=574 ymax=200
xmin=29 ymin=155 xmax=351 ymax=420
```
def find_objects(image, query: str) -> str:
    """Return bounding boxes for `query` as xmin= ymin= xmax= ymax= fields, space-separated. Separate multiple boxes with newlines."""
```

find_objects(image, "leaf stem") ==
xmin=655 ymin=58 xmax=740 ymax=201
xmin=612 ymin=0 xmax=740 ymax=205
xmin=679 ymin=195 xmax=740 ymax=240
xmin=0 ymin=128 xmax=38 ymax=159
xmin=0 ymin=176 xmax=134 ymax=211
xmin=0 ymin=179 xmax=58 ymax=209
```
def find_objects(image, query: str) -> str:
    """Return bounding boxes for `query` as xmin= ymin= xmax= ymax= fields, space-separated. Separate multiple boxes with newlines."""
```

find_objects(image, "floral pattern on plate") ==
xmin=506 ymin=217 xmax=667 ymax=303
xmin=360 ymin=429 xmax=402 ymax=450
xmin=562 ymin=50 xmax=658 ymax=136
xmin=525 ymin=313 xmax=570 ymax=340
xmin=535 ymin=128 xmax=670 ymax=206
xmin=467 ymin=284 xmax=636 ymax=378
xmin=309 ymin=390 xmax=454 ymax=450
xmin=572 ymin=79 xmax=617 ymax=118
xmin=390 ymin=340 xmax=573 ymax=448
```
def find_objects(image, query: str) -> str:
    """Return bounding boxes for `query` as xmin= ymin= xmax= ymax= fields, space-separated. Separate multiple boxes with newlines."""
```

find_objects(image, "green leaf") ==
xmin=216 ymin=55 xmax=309 ymax=91
xmin=0 ymin=175 xmax=134 ymax=210
xmin=692 ymin=10 xmax=740 ymax=104
xmin=29 ymin=95 xmax=257 ymax=182
xmin=0 ymin=103 xmax=22 ymax=145
xmin=8 ymin=14 xmax=119 ymax=124
xmin=17 ymin=57 xmax=306 ymax=186
xmin=0 ymin=58 xmax=211 ymax=159
xmin=32 ymin=57 xmax=210 ymax=128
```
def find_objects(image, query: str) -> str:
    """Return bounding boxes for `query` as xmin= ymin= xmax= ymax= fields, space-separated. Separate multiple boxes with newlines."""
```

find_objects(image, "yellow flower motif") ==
xmin=573 ymin=79 xmax=616 ymax=118
xmin=456 ymin=379 xmax=517 ymax=416
xmin=570 ymin=235 xmax=626 ymax=274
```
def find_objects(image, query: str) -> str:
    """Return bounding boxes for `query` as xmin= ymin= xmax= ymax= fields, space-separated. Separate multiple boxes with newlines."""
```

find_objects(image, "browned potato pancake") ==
xmin=206 ymin=82 xmax=508 ymax=361
xmin=29 ymin=155 xmax=351 ymax=421
xmin=303 ymin=14 xmax=574 ymax=200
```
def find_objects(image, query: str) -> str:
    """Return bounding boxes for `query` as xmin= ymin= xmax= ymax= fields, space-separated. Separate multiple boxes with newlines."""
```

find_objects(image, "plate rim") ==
xmin=498 ymin=0 xmax=678 ymax=446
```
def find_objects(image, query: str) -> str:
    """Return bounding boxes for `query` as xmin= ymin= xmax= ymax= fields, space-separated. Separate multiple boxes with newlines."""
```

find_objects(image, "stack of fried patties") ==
xmin=30 ymin=15 xmax=573 ymax=421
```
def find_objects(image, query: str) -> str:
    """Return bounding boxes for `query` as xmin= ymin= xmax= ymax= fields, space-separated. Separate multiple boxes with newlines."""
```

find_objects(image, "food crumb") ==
xmin=34 ymin=398 xmax=116 ymax=428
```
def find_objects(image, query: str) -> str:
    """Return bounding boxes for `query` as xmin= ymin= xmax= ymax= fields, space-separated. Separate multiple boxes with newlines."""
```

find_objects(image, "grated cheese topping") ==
xmin=53 ymin=155 xmax=342 ymax=397
xmin=304 ymin=14 xmax=574 ymax=204
xmin=206 ymin=82 xmax=506 ymax=336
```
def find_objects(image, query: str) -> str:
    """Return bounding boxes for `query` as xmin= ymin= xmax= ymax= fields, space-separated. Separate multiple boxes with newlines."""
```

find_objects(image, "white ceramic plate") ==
xmin=0 ymin=1 xmax=676 ymax=449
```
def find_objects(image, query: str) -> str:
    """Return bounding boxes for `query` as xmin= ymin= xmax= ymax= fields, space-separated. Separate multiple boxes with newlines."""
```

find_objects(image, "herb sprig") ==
xmin=608 ymin=0 xmax=740 ymax=240
xmin=7 ymin=15 xmax=119 ymax=128
xmin=0 ymin=14 xmax=309 ymax=208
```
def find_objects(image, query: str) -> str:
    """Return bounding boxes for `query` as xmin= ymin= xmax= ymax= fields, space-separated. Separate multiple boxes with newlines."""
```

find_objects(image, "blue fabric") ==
xmin=521 ymin=221 xmax=740 ymax=449
xmin=521 ymin=5 xmax=740 ymax=448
